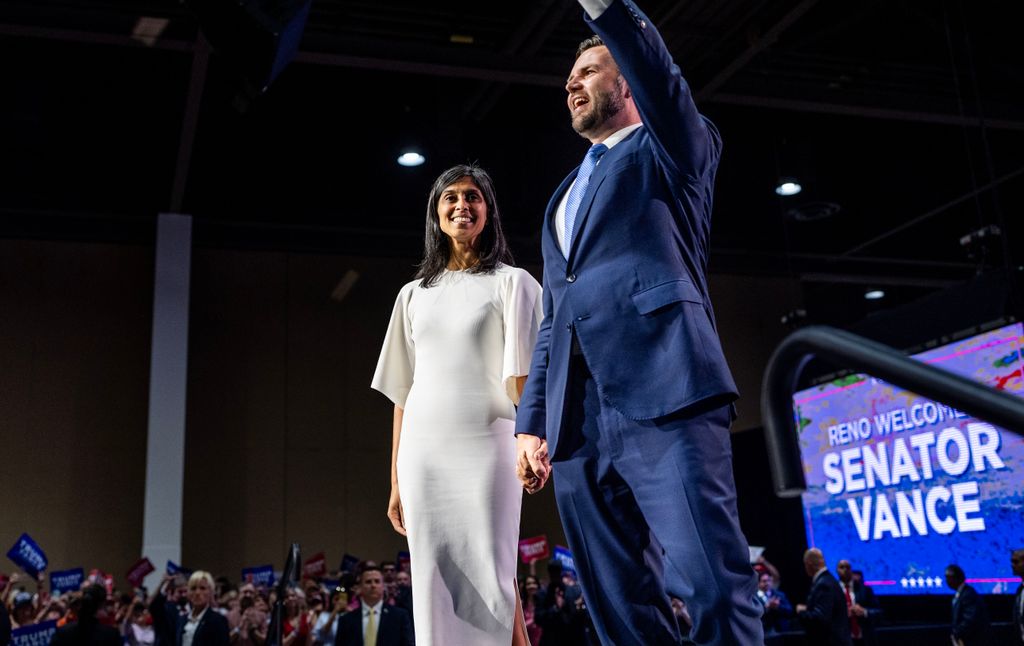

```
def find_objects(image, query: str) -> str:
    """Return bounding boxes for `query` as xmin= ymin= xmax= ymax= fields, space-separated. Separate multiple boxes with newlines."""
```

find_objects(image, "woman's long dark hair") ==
xmin=415 ymin=164 xmax=514 ymax=288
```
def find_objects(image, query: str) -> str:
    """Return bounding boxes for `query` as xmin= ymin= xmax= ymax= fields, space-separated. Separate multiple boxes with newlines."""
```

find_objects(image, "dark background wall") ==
xmin=1 ymin=237 xmax=803 ymax=586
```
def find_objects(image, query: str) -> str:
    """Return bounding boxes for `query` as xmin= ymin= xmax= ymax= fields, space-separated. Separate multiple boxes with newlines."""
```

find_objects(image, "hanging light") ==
xmin=397 ymin=151 xmax=425 ymax=167
xmin=775 ymin=178 xmax=802 ymax=196
xmin=864 ymin=289 xmax=885 ymax=300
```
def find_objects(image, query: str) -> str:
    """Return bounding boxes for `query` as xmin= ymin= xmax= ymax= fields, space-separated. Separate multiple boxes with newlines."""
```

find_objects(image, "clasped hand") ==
xmin=515 ymin=434 xmax=551 ymax=494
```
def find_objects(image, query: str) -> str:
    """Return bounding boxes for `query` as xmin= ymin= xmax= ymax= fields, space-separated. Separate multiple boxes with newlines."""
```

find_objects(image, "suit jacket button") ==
xmin=566 ymin=274 xmax=576 ymax=283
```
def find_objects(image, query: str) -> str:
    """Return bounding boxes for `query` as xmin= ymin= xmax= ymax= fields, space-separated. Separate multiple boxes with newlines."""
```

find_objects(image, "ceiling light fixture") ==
xmin=397 ymin=151 xmax=425 ymax=167
xmin=775 ymin=178 xmax=802 ymax=196
xmin=864 ymin=289 xmax=885 ymax=300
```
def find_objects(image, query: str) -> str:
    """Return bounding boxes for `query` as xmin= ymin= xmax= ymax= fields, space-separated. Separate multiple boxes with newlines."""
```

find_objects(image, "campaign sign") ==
xmin=518 ymin=536 xmax=550 ymax=564
xmin=12 ymin=620 xmax=57 ymax=646
xmin=6 ymin=533 xmax=48 ymax=577
xmin=552 ymin=545 xmax=576 ymax=575
xmin=166 ymin=560 xmax=192 ymax=576
xmin=127 ymin=558 xmax=156 ymax=588
xmin=339 ymin=554 xmax=360 ymax=573
xmin=242 ymin=564 xmax=275 ymax=587
xmin=795 ymin=322 xmax=1024 ymax=595
xmin=303 ymin=552 xmax=327 ymax=579
xmin=50 ymin=568 xmax=84 ymax=595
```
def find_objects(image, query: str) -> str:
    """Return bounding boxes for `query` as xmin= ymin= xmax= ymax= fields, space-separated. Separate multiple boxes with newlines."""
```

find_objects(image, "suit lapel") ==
xmin=565 ymin=129 xmax=639 ymax=265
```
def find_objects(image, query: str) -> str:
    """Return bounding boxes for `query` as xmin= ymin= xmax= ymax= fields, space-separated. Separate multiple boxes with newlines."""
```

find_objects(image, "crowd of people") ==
xmin=1 ymin=558 xmax=621 ymax=646
xmin=4 ymin=547 xmax=1023 ymax=645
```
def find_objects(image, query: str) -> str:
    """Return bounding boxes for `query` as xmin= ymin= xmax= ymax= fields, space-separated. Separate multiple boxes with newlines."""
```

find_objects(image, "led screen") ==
xmin=794 ymin=322 xmax=1024 ymax=594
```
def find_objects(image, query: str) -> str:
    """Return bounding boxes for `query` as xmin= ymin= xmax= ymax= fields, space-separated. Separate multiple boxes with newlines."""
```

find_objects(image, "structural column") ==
xmin=141 ymin=213 xmax=192 ymax=591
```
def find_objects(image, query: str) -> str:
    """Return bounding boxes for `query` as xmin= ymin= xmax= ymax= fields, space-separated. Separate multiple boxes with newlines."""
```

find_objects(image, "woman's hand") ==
xmin=387 ymin=484 xmax=407 ymax=536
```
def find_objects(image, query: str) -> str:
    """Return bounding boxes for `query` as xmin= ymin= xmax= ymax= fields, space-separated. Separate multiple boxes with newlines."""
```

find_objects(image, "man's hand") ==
xmin=850 ymin=603 xmax=867 ymax=617
xmin=516 ymin=434 xmax=551 ymax=494
xmin=795 ymin=603 xmax=807 ymax=614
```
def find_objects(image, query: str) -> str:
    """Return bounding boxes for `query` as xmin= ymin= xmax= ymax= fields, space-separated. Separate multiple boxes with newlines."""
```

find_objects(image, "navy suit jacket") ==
xmin=516 ymin=0 xmax=737 ymax=451
xmin=951 ymin=584 xmax=991 ymax=645
xmin=334 ymin=605 xmax=413 ymax=646
xmin=799 ymin=571 xmax=852 ymax=646
xmin=148 ymin=595 xmax=229 ymax=646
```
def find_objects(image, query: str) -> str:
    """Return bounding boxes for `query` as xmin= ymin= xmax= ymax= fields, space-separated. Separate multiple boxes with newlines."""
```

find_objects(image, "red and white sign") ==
xmin=518 ymin=536 xmax=549 ymax=564
xmin=302 ymin=552 xmax=327 ymax=579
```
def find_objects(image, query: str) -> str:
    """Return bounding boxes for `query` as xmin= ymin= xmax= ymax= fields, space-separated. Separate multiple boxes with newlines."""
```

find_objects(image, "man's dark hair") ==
xmin=576 ymin=35 xmax=605 ymax=59
xmin=359 ymin=566 xmax=383 ymax=581
xmin=945 ymin=564 xmax=965 ymax=580
xmin=416 ymin=164 xmax=513 ymax=288
xmin=79 ymin=584 xmax=107 ymax=622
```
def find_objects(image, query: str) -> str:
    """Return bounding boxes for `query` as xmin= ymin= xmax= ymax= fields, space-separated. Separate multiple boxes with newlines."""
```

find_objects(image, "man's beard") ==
xmin=572 ymin=84 xmax=625 ymax=136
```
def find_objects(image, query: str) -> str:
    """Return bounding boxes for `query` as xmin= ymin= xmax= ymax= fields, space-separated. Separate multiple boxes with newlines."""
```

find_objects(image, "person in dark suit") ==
xmin=945 ymin=564 xmax=991 ymax=646
xmin=836 ymin=560 xmax=882 ymax=646
xmin=757 ymin=572 xmax=793 ymax=635
xmin=1011 ymin=548 xmax=1024 ymax=645
xmin=513 ymin=0 xmax=761 ymax=643
xmin=796 ymin=549 xmax=852 ymax=646
xmin=50 ymin=584 xmax=121 ymax=646
xmin=334 ymin=567 xmax=412 ymax=646
xmin=149 ymin=571 xmax=229 ymax=646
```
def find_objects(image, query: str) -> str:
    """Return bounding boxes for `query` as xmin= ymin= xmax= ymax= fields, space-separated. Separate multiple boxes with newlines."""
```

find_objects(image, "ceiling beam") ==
xmin=709 ymin=93 xmax=1024 ymax=131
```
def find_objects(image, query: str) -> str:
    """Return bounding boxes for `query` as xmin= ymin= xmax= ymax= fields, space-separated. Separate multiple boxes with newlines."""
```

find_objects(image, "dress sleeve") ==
xmin=371 ymin=284 xmax=415 ymax=408
xmin=502 ymin=268 xmax=544 ymax=405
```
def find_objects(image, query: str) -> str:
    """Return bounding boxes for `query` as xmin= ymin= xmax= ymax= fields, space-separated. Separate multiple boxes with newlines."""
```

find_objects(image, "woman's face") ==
xmin=188 ymin=579 xmax=212 ymax=611
xmin=525 ymin=577 xmax=539 ymax=595
xmin=437 ymin=177 xmax=488 ymax=247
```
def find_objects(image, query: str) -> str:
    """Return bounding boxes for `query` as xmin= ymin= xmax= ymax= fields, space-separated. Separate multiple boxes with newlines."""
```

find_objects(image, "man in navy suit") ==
xmin=796 ymin=549 xmax=852 ymax=646
xmin=1011 ymin=548 xmax=1024 ymax=645
xmin=334 ymin=567 xmax=412 ymax=646
xmin=946 ymin=564 xmax=991 ymax=646
xmin=514 ymin=0 xmax=761 ymax=643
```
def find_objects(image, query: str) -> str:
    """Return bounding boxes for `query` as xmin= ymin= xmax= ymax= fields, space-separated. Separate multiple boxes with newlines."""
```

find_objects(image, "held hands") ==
xmin=387 ymin=484 xmax=407 ymax=536
xmin=515 ymin=435 xmax=551 ymax=494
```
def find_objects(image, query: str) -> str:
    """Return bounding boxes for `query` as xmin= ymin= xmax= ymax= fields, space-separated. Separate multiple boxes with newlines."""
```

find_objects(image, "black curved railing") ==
xmin=761 ymin=325 xmax=1024 ymax=498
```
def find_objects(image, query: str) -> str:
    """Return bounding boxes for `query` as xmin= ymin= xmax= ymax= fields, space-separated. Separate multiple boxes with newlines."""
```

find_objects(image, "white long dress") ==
xmin=371 ymin=264 xmax=543 ymax=646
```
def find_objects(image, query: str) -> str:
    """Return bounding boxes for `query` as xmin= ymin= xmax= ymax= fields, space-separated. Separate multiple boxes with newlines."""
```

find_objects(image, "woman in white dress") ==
xmin=371 ymin=165 xmax=544 ymax=646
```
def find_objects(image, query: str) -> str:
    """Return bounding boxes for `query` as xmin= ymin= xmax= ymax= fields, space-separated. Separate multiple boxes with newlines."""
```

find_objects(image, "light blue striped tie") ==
xmin=563 ymin=143 xmax=608 ymax=253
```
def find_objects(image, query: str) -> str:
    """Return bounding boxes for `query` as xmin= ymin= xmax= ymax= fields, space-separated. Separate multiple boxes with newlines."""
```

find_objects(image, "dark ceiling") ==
xmin=2 ymin=0 xmax=1022 ymax=328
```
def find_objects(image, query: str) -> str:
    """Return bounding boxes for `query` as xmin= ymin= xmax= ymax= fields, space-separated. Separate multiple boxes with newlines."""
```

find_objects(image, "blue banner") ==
xmin=12 ymin=620 xmax=57 ymax=646
xmin=50 ymin=568 xmax=84 ymax=595
xmin=241 ymin=564 xmax=275 ymax=587
xmin=552 ymin=545 xmax=576 ymax=575
xmin=166 ymin=560 xmax=193 ymax=576
xmin=6 ymin=533 xmax=48 ymax=577
xmin=339 ymin=554 xmax=360 ymax=573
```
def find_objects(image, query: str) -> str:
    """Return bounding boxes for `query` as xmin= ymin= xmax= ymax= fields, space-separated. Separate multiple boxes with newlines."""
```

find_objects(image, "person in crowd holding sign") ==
xmin=945 ymin=564 xmax=991 ymax=646
xmin=334 ymin=567 xmax=412 ymax=646
xmin=50 ymin=584 xmax=120 ymax=646
xmin=372 ymin=164 xmax=543 ymax=646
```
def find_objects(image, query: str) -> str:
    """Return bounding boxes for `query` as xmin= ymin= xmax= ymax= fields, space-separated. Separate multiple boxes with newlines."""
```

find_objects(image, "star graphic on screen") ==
xmin=909 ymin=578 xmax=917 ymax=588
xmin=900 ymin=578 xmax=909 ymax=588
xmin=917 ymin=577 xmax=926 ymax=587
xmin=933 ymin=577 xmax=944 ymax=587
